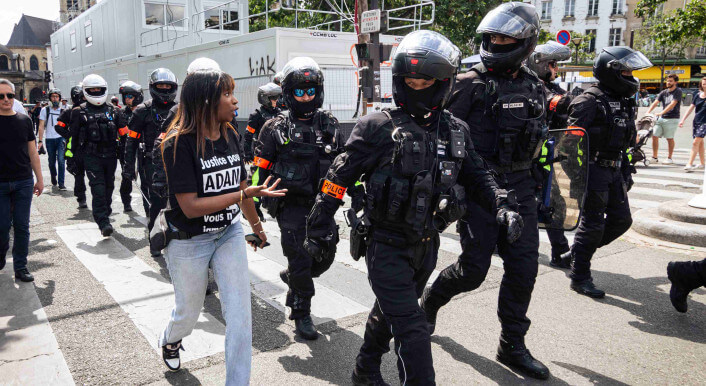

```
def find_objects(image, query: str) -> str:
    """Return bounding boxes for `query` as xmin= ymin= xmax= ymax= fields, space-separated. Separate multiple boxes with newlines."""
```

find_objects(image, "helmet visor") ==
xmin=395 ymin=30 xmax=460 ymax=66
xmin=534 ymin=41 xmax=572 ymax=62
xmin=609 ymin=51 xmax=652 ymax=71
xmin=86 ymin=88 xmax=106 ymax=97
xmin=477 ymin=9 xmax=538 ymax=39
xmin=259 ymin=82 xmax=282 ymax=97
xmin=282 ymin=57 xmax=321 ymax=80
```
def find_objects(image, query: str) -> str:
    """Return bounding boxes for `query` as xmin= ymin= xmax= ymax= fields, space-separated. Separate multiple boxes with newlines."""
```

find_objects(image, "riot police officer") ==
xmin=70 ymin=74 xmax=128 ymax=236
xmin=55 ymin=84 xmax=87 ymax=208
xmin=419 ymin=3 xmax=551 ymax=380
xmin=123 ymin=68 xmax=178 ymax=256
xmin=253 ymin=57 xmax=343 ymax=341
xmin=117 ymin=81 xmax=144 ymax=212
xmin=245 ymin=82 xmax=282 ymax=222
xmin=527 ymin=40 xmax=574 ymax=267
xmin=562 ymin=47 xmax=651 ymax=298
xmin=305 ymin=31 xmax=521 ymax=385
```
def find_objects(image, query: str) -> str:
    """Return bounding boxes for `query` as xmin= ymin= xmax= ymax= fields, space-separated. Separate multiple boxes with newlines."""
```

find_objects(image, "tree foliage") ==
xmin=538 ymin=30 xmax=596 ymax=64
xmin=634 ymin=0 xmax=706 ymax=56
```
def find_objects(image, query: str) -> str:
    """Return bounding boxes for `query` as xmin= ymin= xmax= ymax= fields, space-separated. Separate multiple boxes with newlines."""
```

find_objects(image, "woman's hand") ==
xmin=245 ymin=176 xmax=287 ymax=198
xmin=679 ymin=120 xmax=684 ymax=128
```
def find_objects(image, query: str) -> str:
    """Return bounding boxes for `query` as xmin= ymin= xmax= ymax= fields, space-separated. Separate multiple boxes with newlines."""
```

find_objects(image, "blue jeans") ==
xmin=159 ymin=222 xmax=251 ymax=385
xmin=45 ymin=137 xmax=66 ymax=186
xmin=0 ymin=178 xmax=34 ymax=271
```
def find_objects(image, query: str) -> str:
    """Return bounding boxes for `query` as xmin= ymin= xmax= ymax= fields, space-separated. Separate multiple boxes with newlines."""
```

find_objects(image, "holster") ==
xmin=263 ymin=196 xmax=283 ymax=218
xmin=346 ymin=209 xmax=369 ymax=261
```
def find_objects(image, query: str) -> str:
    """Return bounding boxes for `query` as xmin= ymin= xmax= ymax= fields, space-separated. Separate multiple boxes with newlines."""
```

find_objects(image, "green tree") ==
xmin=538 ymin=30 xmax=596 ymax=64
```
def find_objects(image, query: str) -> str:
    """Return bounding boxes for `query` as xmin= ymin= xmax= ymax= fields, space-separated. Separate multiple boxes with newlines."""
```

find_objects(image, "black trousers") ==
xmin=547 ymin=228 xmax=569 ymax=255
xmin=118 ymin=142 xmax=133 ymax=207
xmin=671 ymin=259 xmax=706 ymax=289
xmin=570 ymin=164 xmax=632 ymax=282
xmin=84 ymin=154 xmax=117 ymax=228
xmin=137 ymin=154 xmax=164 ymax=231
xmin=426 ymin=172 xmax=539 ymax=346
xmin=277 ymin=204 xmax=317 ymax=320
xmin=73 ymin=155 xmax=87 ymax=203
xmin=356 ymin=233 xmax=438 ymax=384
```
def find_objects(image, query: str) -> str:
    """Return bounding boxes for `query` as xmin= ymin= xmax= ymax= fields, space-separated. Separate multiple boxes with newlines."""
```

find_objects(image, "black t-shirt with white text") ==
xmin=162 ymin=129 xmax=246 ymax=235
xmin=0 ymin=113 xmax=36 ymax=182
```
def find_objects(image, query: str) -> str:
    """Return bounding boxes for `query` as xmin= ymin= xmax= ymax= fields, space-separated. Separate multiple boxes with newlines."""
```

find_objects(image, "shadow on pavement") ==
xmin=552 ymin=361 xmax=629 ymax=385
xmin=432 ymin=335 xmax=570 ymax=385
xmin=592 ymin=269 xmax=706 ymax=344
xmin=163 ymin=368 xmax=202 ymax=385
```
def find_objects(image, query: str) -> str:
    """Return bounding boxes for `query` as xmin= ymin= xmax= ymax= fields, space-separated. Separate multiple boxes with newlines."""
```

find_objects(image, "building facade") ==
xmin=531 ymin=0 xmax=628 ymax=60
xmin=60 ymin=0 xmax=97 ymax=24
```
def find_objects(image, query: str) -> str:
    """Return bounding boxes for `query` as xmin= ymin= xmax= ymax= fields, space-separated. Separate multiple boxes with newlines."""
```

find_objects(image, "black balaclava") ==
xmin=402 ymin=82 xmax=442 ymax=125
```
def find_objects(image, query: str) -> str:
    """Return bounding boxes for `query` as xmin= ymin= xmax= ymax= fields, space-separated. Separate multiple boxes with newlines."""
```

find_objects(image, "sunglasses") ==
xmin=293 ymin=88 xmax=316 ymax=97
xmin=0 ymin=93 xmax=15 ymax=100
xmin=125 ymin=94 xmax=136 ymax=99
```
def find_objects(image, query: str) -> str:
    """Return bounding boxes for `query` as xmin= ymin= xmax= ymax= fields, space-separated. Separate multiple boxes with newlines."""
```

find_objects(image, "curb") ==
xmin=633 ymin=206 xmax=706 ymax=247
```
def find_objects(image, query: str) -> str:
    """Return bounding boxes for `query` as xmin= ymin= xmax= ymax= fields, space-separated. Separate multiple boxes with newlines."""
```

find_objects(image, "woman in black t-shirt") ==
xmin=157 ymin=70 xmax=286 ymax=381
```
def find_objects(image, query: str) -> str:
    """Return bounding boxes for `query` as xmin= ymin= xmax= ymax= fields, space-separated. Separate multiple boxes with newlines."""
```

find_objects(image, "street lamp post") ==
xmin=572 ymin=37 xmax=584 ymax=65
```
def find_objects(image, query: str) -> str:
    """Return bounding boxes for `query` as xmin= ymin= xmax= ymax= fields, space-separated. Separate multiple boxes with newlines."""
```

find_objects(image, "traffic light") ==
xmin=44 ymin=71 xmax=52 ymax=83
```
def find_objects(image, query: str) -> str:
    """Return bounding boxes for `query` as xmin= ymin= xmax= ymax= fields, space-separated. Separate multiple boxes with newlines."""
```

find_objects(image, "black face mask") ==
xmin=488 ymin=41 xmax=520 ymax=54
xmin=403 ymin=82 xmax=440 ymax=124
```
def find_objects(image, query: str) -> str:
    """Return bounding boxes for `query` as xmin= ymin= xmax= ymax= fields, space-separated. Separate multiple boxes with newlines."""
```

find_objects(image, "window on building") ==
xmin=221 ymin=10 xmax=239 ymax=31
xmin=609 ymin=28 xmax=622 ymax=46
xmin=70 ymin=30 xmax=77 ymax=52
xmin=0 ymin=55 xmax=8 ymax=71
xmin=53 ymin=42 xmax=59 ymax=58
xmin=541 ymin=1 xmax=552 ymax=20
xmin=204 ymin=2 xmax=240 ymax=31
xmin=144 ymin=2 xmax=185 ymax=27
xmin=66 ymin=0 xmax=78 ymax=9
xmin=585 ymin=29 xmax=597 ymax=52
xmin=697 ymin=44 xmax=706 ymax=57
xmin=612 ymin=0 xmax=623 ymax=15
xmin=564 ymin=0 xmax=575 ymax=17
xmin=29 ymin=55 xmax=39 ymax=71
xmin=588 ymin=0 xmax=599 ymax=16
xmin=85 ymin=20 xmax=92 ymax=46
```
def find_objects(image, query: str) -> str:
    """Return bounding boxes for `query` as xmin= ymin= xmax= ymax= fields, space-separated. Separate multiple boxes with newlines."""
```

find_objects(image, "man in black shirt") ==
xmin=647 ymin=74 xmax=683 ymax=164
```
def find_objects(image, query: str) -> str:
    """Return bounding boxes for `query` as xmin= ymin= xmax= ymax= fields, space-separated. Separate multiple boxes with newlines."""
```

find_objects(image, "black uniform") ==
xmin=70 ymin=103 xmax=127 ymax=228
xmin=244 ymin=105 xmax=280 ymax=162
xmin=543 ymin=81 xmax=573 ymax=258
xmin=254 ymin=110 xmax=341 ymax=320
xmin=118 ymin=105 xmax=134 ymax=209
xmin=307 ymin=108 xmax=507 ymax=383
xmin=124 ymin=99 xmax=175 ymax=230
xmin=55 ymin=106 xmax=87 ymax=205
xmin=566 ymin=84 xmax=635 ymax=282
xmin=423 ymin=63 xmax=546 ymax=347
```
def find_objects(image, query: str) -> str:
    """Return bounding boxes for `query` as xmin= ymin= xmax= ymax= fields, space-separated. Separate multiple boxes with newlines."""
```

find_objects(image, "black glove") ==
xmin=66 ymin=157 xmax=77 ymax=176
xmin=122 ymin=171 xmax=136 ymax=181
xmin=496 ymin=206 xmax=524 ymax=244
xmin=304 ymin=226 xmax=338 ymax=263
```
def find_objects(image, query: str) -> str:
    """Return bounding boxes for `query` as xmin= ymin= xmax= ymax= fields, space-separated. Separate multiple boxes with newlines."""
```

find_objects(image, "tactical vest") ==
xmin=271 ymin=110 xmax=338 ymax=201
xmin=545 ymin=82 xmax=570 ymax=131
xmin=257 ymin=106 xmax=279 ymax=128
xmin=142 ymin=101 xmax=173 ymax=154
xmin=583 ymin=86 xmax=635 ymax=160
xmin=80 ymin=104 xmax=119 ymax=157
xmin=363 ymin=110 xmax=467 ymax=242
xmin=470 ymin=64 xmax=546 ymax=173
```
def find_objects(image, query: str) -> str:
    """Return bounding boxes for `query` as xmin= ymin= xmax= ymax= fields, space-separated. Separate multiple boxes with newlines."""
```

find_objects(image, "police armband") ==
xmin=246 ymin=125 xmax=256 ymax=134
xmin=549 ymin=95 xmax=562 ymax=112
xmin=321 ymin=179 xmax=346 ymax=201
xmin=118 ymin=126 xmax=129 ymax=136
xmin=566 ymin=126 xmax=586 ymax=136
xmin=127 ymin=129 xmax=141 ymax=139
xmin=253 ymin=156 xmax=273 ymax=170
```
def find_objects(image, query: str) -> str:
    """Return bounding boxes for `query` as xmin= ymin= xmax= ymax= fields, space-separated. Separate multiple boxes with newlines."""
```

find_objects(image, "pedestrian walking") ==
xmin=680 ymin=76 xmax=706 ymax=171
xmin=647 ymin=74 xmax=683 ymax=164
xmin=0 ymin=78 xmax=44 ymax=282
xmin=158 ymin=69 xmax=286 ymax=384
xmin=38 ymin=88 xmax=67 ymax=189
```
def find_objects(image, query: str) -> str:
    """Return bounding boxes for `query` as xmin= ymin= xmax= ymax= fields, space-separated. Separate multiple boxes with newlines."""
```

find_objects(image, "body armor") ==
xmin=79 ymin=103 xmax=119 ymax=158
xmin=583 ymin=85 xmax=635 ymax=161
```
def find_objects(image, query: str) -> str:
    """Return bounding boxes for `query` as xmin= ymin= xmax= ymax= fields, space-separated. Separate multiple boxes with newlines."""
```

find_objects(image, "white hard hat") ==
xmin=82 ymin=74 xmax=108 ymax=106
xmin=187 ymin=57 xmax=221 ymax=75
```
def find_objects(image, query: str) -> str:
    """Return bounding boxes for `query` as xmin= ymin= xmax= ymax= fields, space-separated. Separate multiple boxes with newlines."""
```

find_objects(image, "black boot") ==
xmin=497 ymin=342 xmax=550 ymax=380
xmin=570 ymin=278 xmax=605 ymax=298
xmin=294 ymin=315 xmax=318 ymax=340
xmin=279 ymin=269 xmax=289 ymax=285
xmin=100 ymin=224 xmax=114 ymax=237
xmin=124 ymin=203 xmax=133 ymax=212
xmin=420 ymin=286 xmax=443 ymax=335
xmin=78 ymin=199 xmax=88 ymax=209
xmin=550 ymin=250 xmax=572 ymax=269
xmin=351 ymin=367 xmax=390 ymax=386
xmin=667 ymin=261 xmax=705 ymax=313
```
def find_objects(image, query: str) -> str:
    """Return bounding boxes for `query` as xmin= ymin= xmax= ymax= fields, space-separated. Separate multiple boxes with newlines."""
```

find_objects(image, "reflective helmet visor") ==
xmin=394 ymin=30 xmax=460 ymax=67
xmin=608 ymin=51 xmax=652 ymax=71
xmin=534 ymin=41 xmax=572 ymax=63
xmin=477 ymin=8 xmax=538 ymax=39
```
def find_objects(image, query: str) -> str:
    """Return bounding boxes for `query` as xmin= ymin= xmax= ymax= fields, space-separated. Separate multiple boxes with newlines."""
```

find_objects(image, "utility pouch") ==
xmin=438 ymin=160 xmax=458 ymax=189
xmin=386 ymin=177 xmax=409 ymax=221
xmin=365 ymin=172 xmax=389 ymax=221
xmin=346 ymin=209 xmax=369 ymax=261
xmin=404 ymin=171 xmax=433 ymax=236
xmin=395 ymin=132 xmax=426 ymax=177
xmin=87 ymin=116 xmax=101 ymax=142
xmin=498 ymin=133 xmax=516 ymax=166
xmin=272 ymin=162 xmax=314 ymax=196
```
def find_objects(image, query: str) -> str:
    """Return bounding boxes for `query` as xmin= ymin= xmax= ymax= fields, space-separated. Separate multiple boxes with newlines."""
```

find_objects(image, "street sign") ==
xmin=361 ymin=9 xmax=381 ymax=34
xmin=556 ymin=30 xmax=571 ymax=45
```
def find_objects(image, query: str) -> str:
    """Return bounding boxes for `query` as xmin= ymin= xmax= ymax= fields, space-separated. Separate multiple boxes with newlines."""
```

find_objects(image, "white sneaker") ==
xmin=663 ymin=158 xmax=674 ymax=165
xmin=162 ymin=340 xmax=184 ymax=371
xmin=651 ymin=157 xmax=659 ymax=163
xmin=696 ymin=164 xmax=705 ymax=170
xmin=684 ymin=164 xmax=696 ymax=172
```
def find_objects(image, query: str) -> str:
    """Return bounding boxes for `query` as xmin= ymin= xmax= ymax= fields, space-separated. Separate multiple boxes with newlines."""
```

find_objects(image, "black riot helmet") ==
xmin=281 ymin=57 xmax=324 ymax=119
xmin=593 ymin=46 xmax=652 ymax=98
xmin=70 ymin=84 xmax=84 ymax=105
xmin=527 ymin=40 xmax=571 ymax=82
xmin=391 ymin=30 xmax=461 ymax=125
xmin=257 ymin=82 xmax=282 ymax=111
xmin=119 ymin=81 xmax=144 ymax=106
xmin=477 ymin=2 xmax=540 ymax=75
xmin=148 ymin=68 xmax=178 ymax=106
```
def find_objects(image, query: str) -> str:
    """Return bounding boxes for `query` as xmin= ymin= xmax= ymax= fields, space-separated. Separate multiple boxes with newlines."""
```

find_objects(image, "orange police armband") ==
xmin=127 ymin=129 xmax=141 ymax=139
xmin=56 ymin=121 xmax=67 ymax=128
xmin=566 ymin=126 xmax=586 ymax=136
xmin=253 ymin=156 xmax=272 ymax=170
xmin=549 ymin=95 xmax=562 ymax=112
xmin=246 ymin=125 xmax=256 ymax=134
xmin=321 ymin=180 xmax=346 ymax=200
xmin=118 ymin=127 xmax=128 ymax=136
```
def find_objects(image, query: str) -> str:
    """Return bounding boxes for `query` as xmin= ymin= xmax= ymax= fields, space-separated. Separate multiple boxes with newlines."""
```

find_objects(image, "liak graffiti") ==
xmin=249 ymin=55 xmax=276 ymax=76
